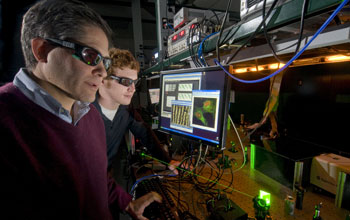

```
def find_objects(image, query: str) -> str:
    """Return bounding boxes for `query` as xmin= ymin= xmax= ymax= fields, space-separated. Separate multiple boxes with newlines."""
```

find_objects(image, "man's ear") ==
xmin=31 ymin=38 xmax=52 ymax=62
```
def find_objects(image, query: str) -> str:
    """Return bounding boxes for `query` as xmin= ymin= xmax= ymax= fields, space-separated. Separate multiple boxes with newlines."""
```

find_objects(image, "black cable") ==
xmin=197 ymin=18 xmax=209 ymax=67
xmin=203 ymin=18 xmax=217 ymax=27
xmin=275 ymin=41 xmax=299 ymax=53
xmin=188 ymin=23 xmax=202 ymax=67
xmin=221 ymin=164 xmax=234 ymax=193
xmin=167 ymin=148 xmax=235 ymax=210
xmin=262 ymin=0 xmax=284 ymax=63
xmin=165 ymin=187 xmax=190 ymax=212
xmin=333 ymin=14 xmax=342 ymax=25
xmin=188 ymin=34 xmax=197 ymax=67
xmin=262 ymin=0 xmax=309 ymax=63
xmin=294 ymin=0 xmax=309 ymax=54
xmin=219 ymin=24 xmax=240 ymax=47
xmin=177 ymin=167 xmax=182 ymax=211
xmin=188 ymin=23 xmax=198 ymax=67
xmin=216 ymin=0 xmax=233 ymax=62
xmin=209 ymin=9 xmax=220 ymax=25
xmin=197 ymin=158 xmax=224 ymax=192
xmin=189 ymin=156 xmax=221 ymax=194
xmin=192 ymin=165 xmax=216 ymax=190
xmin=226 ymin=0 xmax=279 ymax=64
xmin=193 ymin=24 xmax=202 ymax=67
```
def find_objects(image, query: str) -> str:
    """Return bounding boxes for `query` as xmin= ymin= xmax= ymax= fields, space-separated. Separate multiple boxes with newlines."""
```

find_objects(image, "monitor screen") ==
xmin=159 ymin=66 xmax=231 ymax=148
xmin=149 ymin=88 xmax=160 ymax=104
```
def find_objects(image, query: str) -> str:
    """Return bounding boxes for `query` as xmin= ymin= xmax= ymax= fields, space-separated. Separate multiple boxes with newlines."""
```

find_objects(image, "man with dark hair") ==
xmin=0 ymin=0 xmax=160 ymax=219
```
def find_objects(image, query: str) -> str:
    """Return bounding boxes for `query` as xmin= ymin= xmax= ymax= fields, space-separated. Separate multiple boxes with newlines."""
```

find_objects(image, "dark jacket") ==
xmin=93 ymin=100 xmax=171 ymax=168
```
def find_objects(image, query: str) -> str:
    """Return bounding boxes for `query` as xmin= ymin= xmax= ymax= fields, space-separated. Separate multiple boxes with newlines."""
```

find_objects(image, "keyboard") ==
xmin=134 ymin=177 xmax=181 ymax=220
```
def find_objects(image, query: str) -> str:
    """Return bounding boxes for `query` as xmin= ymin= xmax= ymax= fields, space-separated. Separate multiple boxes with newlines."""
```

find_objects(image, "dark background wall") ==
xmin=0 ymin=0 xmax=160 ymax=82
xmin=0 ymin=0 xmax=34 ymax=82
xmin=229 ymin=62 xmax=350 ymax=154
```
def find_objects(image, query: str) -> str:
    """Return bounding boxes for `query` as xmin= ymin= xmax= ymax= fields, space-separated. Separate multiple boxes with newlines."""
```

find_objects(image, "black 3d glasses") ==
xmin=45 ymin=38 xmax=111 ymax=71
xmin=109 ymin=75 xmax=140 ymax=87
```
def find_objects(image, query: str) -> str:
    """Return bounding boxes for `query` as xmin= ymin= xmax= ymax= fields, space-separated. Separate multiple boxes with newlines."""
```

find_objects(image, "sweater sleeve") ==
xmin=107 ymin=172 xmax=132 ymax=217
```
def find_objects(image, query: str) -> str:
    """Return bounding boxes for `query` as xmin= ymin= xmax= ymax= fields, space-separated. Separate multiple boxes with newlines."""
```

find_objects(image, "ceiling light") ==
xmin=235 ymin=68 xmax=247 ymax=73
xmin=325 ymin=55 xmax=350 ymax=62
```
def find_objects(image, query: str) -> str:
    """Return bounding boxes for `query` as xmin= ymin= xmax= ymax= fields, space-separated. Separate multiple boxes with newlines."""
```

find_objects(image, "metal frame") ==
xmin=145 ymin=0 xmax=342 ymax=74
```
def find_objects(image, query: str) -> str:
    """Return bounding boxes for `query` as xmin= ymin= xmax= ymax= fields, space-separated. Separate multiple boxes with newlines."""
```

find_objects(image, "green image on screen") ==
xmin=193 ymin=98 xmax=217 ymax=128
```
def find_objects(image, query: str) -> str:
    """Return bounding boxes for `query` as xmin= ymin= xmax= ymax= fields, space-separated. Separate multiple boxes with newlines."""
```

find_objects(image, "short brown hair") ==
xmin=108 ymin=48 xmax=140 ymax=75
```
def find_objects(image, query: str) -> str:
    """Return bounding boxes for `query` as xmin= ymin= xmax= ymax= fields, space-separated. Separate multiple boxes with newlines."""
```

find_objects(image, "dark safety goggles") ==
xmin=109 ymin=75 xmax=140 ymax=87
xmin=45 ymin=38 xmax=111 ymax=71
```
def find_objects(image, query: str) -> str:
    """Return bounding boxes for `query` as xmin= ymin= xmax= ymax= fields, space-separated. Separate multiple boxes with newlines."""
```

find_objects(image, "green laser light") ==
xmin=259 ymin=190 xmax=271 ymax=206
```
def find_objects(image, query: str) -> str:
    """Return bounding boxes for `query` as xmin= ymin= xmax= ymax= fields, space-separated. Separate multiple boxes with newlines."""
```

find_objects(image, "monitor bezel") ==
xmin=158 ymin=66 xmax=231 ymax=149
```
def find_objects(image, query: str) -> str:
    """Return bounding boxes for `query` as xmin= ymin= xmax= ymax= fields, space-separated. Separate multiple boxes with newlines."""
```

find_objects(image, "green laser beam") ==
xmin=141 ymin=152 xmax=254 ymax=199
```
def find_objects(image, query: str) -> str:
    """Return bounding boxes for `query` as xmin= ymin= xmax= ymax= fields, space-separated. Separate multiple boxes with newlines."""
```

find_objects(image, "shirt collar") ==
xmin=13 ymin=68 xmax=90 ymax=125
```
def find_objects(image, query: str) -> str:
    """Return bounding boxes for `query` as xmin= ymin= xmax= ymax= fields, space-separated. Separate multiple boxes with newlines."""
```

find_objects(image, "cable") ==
xmin=218 ymin=24 xmax=240 ymax=47
xmin=209 ymin=9 xmax=220 ymax=25
xmin=225 ymin=0 xmax=280 ymax=65
xmin=262 ymin=0 xmax=309 ymax=63
xmin=188 ymin=24 xmax=198 ymax=67
xmin=198 ymin=31 xmax=219 ymax=66
xmin=194 ymin=143 xmax=203 ymax=168
xmin=294 ymin=0 xmax=309 ymax=54
xmin=136 ymin=153 xmax=254 ymax=200
xmin=167 ymin=23 xmax=175 ymax=32
xmin=188 ymin=23 xmax=202 ymax=67
xmin=228 ymin=114 xmax=246 ymax=172
xmin=214 ymin=0 xmax=350 ymax=84
xmin=215 ymin=0 xmax=233 ymax=63
xmin=262 ymin=0 xmax=284 ymax=63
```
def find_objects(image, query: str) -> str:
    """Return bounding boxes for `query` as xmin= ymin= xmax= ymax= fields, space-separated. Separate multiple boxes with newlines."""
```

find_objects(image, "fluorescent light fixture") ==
xmin=235 ymin=68 xmax=247 ymax=73
xmin=325 ymin=55 xmax=350 ymax=62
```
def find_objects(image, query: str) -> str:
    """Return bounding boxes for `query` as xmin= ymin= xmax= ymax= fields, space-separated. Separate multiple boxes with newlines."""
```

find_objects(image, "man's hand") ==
xmin=168 ymin=160 xmax=179 ymax=175
xmin=168 ymin=159 xmax=194 ymax=174
xmin=125 ymin=191 xmax=162 ymax=220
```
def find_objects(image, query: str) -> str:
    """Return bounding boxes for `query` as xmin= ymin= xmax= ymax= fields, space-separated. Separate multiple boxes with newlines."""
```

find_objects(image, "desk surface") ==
xmin=134 ymin=126 xmax=349 ymax=220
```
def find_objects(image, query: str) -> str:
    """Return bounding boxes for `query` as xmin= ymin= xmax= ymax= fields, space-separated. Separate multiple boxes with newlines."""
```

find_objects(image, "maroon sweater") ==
xmin=0 ymin=83 xmax=132 ymax=219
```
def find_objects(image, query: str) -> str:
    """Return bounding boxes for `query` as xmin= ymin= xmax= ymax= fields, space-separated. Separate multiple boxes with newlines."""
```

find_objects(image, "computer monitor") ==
xmin=158 ymin=66 xmax=231 ymax=149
